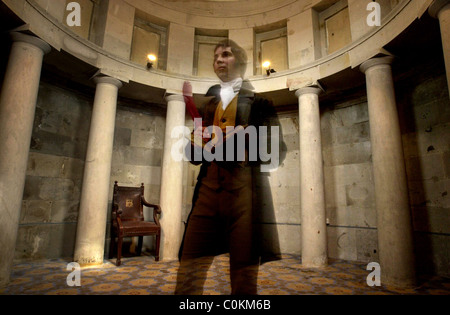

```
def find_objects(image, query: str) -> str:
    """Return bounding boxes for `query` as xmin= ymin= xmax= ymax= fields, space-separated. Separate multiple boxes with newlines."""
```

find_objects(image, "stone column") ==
xmin=360 ymin=57 xmax=416 ymax=287
xmin=159 ymin=94 xmax=186 ymax=261
xmin=74 ymin=76 xmax=122 ymax=266
xmin=0 ymin=32 xmax=50 ymax=287
xmin=429 ymin=0 xmax=450 ymax=96
xmin=295 ymin=86 xmax=328 ymax=268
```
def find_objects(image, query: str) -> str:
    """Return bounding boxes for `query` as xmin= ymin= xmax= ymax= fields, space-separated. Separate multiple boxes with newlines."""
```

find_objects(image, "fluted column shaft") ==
xmin=0 ymin=33 xmax=50 ymax=287
xmin=159 ymin=94 xmax=186 ymax=261
xmin=74 ymin=76 xmax=122 ymax=266
xmin=296 ymin=87 xmax=328 ymax=268
xmin=360 ymin=57 xmax=415 ymax=287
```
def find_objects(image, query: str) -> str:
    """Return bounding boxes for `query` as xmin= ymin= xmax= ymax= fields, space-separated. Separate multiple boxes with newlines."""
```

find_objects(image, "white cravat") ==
xmin=220 ymin=77 xmax=243 ymax=110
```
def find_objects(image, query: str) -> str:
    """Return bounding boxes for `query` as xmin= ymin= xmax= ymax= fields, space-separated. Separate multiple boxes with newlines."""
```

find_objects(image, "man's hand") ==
xmin=193 ymin=125 xmax=211 ymax=146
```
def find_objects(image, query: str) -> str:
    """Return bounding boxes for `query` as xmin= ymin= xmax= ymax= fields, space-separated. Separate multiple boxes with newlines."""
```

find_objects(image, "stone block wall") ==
xmin=266 ymin=73 xmax=449 ymax=276
xmin=266 ymin=100 xmax=378 ymax=262
xmin=16 ymin=82 xmax=92 ymax=261
xmin=14 ymin=74 xmax=449 ymax=278
xmin=15 ymin=81 xmax=166 ymax=261
xmin=108 ymin=104 xmax=166 ymax=253
xmin=269 ymin=74 xmax=449 ymax=276
xmin=398 ymin=74 xmax=450 ymax=277
xmin=321 ymin=102 xmax=378 ymax=263
xmin=259 ymin=114 xmax=302 ymax=255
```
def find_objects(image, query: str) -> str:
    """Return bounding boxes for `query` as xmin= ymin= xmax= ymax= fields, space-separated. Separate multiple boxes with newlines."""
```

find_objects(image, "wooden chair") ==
xmin=109 ymin=181 xmax=161 ymax=266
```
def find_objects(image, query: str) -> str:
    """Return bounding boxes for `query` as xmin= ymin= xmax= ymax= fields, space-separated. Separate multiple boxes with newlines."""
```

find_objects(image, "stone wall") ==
xmin=265 ymin=72 xmax=450 ymax=276
xmin=399 ymin=74 xmax=450 ymax=277
xmin=16 ymin=81 xmax=92 ymax=261
xmin=181 ymin=99 xmax=378 ymax=262
xmin=15 ymin=80 xmax=166 ymax=261
xmin=14 ymin=74 xmax=450 ymax=277
xmin=262 ymin=100 xmax=378 ymax=262
xmin=268 ymin=73 xmax=450 ymax=276
xmin=321 ymin=101 xmax=378 ymax=263
xmin=108 ymin=102 xmax=166 ymax=254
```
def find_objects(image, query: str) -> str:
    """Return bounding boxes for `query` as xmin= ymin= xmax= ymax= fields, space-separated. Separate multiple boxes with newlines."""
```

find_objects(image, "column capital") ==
xmin=360 ymin=56 xmax=394 ymax=74
xmin=10 ymin=32 xmax=51 ymax=54
xmin=295 ymin=86 xmax=322 ymax=98
xmin=165 ymin=94 xmax=185 ymax=103
xmin=93 ymin=75 xmax=123 ymax=89
xmin=429 ymin=0 xmax=450 ymax=18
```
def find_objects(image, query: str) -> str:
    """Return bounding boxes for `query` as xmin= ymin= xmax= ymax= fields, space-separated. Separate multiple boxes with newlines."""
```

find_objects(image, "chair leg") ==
xmin=109 ymin=234 xmax=116 ymax=259
xmin=137 ymin=236 xmax=143 ymax=256
xmin=155 ymin=233 xmax=160 ymax=262
xmin=117 ymin=235 xmax=123 ymax=266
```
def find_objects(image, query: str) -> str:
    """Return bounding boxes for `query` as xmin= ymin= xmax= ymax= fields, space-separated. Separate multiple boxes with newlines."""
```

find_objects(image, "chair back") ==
xmin=113 ymin=183 xmax=144 ymax=222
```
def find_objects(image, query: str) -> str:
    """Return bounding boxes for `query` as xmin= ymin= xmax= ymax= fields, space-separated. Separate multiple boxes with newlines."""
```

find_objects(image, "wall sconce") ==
xmin=147 ymin=54 xmax=157 ymax=69
xmin=262 ymin=60 xmax=276 ymax=76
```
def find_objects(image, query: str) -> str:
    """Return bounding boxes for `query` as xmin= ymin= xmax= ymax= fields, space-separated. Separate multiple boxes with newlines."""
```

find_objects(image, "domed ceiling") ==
xmin=148 ymin=0 xmax=302 ymax=17
xmin=126 ymin=0 xmax=341 ymax=31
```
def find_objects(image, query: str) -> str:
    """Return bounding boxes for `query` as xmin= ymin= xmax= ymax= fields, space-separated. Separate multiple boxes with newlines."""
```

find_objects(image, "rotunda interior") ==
xmin=0 ymin=0 xmax=449 ymax=290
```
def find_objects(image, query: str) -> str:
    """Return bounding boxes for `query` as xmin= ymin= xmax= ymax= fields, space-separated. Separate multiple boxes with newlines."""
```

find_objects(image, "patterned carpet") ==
xmin=1 ymin=254 xmax=449 ymax=295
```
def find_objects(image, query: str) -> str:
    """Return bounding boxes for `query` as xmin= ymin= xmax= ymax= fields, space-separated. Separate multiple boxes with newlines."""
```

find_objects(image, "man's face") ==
xmin=213 ymin=46 xmax=240 ymax=82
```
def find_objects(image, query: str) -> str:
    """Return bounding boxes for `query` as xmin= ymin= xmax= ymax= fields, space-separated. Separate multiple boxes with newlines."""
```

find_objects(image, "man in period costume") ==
xmin=175 ymin=39 xmax=285 ymax=295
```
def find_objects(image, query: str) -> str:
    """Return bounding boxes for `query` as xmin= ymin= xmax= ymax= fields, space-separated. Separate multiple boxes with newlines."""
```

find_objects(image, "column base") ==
xmin=301 ymin=256 xmax=328 ymax=268
xmin=78 ymin=261 xmax=113 ymax=270
xmin=74 ymin=255 xmax=105 ymax=267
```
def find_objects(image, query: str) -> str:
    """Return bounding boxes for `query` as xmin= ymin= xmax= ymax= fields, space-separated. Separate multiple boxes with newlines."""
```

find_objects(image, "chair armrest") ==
xmin=111 ymin=203 xmax=124 ymax=234
xmin=112 ymin=202 xmax=123 ymax=218
xmin=141 ymin=196 xmax=162 ymax=225
xmin=141 ymin=197 xmax=161 ymax=214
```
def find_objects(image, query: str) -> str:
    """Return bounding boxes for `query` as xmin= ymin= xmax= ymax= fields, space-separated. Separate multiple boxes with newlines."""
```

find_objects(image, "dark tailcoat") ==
xmin=180 ymin=81 xmax=286 ymax=264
